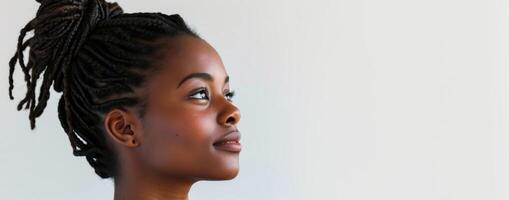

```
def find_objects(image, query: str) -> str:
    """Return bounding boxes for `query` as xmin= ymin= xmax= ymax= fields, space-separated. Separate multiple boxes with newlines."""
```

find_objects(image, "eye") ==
xmin=189 ymin=87 xmax=209 ymax=100
xmin=189 ymin=88 xmax=236 ymax=102
xmin=225 ymin=90 xmax=236 ymax=102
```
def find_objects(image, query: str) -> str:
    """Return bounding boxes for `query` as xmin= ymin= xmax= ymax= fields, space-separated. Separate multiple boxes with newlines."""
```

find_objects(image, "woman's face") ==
xmin=130 ymin=35 xmax=242 ymax=181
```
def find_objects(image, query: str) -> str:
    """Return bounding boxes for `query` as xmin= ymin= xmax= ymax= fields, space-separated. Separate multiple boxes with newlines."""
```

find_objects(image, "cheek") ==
xmin=138 ymin=108 xmax=217 ymax=176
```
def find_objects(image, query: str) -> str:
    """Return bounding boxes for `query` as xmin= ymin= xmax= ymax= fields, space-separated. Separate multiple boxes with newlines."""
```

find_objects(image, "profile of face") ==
xmin=103 ymin=35 xmax=242 ymax=182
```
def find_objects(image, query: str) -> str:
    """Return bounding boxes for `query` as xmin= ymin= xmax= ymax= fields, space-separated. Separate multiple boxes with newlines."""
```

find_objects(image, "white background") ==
xmin=1 ymin=0 xmax=509 ymax=199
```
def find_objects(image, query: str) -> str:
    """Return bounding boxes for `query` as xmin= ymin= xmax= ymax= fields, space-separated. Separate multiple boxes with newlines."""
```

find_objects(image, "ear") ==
xmin=103 ymin=108 xmax=141 ymax=148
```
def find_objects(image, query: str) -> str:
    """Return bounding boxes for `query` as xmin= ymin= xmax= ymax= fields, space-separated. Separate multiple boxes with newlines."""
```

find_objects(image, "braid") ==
xmin=9 ymin=0 xmax=199 ymax=178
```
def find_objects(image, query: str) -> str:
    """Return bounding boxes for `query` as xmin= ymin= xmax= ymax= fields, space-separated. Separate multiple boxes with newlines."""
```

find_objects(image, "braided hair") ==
xmin=8 ymin=0 xmax=199 ymax=178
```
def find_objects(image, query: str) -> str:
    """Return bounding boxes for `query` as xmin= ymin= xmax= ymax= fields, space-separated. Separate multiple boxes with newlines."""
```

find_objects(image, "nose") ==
xmin=218 ymin=102 xmax=241 ymax=127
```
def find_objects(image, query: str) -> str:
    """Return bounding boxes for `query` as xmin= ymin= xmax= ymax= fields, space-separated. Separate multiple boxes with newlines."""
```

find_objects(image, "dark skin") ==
xmin=102 ymin=35 xmax=242 ymax=200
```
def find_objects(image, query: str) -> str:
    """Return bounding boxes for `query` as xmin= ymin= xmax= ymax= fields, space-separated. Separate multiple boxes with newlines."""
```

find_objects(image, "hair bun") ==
xmin=35 ymin=0 xmax=123 ymax=30
xmin=7 ymin=0 xmax=124 ymax=129
xmin=34 ymin=0 xmax=123 ymax=49
xmin=29 ymin=0 xmax=123 ymax=92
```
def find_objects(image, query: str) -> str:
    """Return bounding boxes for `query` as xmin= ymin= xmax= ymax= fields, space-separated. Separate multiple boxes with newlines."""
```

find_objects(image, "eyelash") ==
xmin=189 ymin=87 xmax=236 ymax=102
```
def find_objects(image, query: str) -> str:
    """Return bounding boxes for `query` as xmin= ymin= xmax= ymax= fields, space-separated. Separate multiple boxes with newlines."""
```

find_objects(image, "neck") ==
xmin=113 ymin=166 xmax=196 ymax=200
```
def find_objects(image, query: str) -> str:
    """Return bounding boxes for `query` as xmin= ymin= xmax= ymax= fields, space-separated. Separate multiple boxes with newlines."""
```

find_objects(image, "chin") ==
xmin=222 ymin=167 xmax=240 ymax=180
xmin=206 ymin=165 xmax=240 ymax=180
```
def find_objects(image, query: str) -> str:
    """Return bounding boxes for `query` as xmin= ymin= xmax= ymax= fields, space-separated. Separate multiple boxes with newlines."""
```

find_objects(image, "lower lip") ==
xmin=214 ymin=142 xmax=242 ymax=153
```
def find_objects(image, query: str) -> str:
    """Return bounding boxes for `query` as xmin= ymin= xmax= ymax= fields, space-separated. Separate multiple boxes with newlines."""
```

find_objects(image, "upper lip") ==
xmin=213 ymin=128 xmax=241 ymax=145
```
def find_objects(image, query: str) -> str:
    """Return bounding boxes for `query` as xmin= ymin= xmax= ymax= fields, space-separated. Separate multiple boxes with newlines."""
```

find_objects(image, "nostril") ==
xmin=226 ymin=116 xmax=236 ymax=125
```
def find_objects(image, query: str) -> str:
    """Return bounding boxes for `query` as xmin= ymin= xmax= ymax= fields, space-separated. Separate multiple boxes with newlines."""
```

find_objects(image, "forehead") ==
xmin=148 ymin=35 xmax=227 ymax=85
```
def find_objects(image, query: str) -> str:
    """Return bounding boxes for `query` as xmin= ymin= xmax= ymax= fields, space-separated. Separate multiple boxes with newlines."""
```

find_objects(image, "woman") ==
xmin=8 ymin=0 xmax=242 ymax=199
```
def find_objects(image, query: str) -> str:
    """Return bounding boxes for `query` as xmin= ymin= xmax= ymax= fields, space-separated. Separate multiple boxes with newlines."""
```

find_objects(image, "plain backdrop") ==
xmin=2 ymin=0 xmax=509 ymax=199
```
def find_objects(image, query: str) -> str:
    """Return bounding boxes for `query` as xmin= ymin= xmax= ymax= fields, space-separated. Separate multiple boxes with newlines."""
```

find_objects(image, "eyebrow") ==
xmin=177 ymin=72 xmax=229 ymax=88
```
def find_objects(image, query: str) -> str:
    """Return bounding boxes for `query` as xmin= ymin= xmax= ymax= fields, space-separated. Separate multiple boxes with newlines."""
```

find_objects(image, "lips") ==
xmin=213 ymin=130 xmax=241 ymax=153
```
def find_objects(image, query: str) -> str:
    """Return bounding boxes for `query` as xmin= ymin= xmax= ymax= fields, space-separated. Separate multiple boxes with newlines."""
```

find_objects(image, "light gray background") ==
xmin=2 ymin=0 xmax=509 ymax=199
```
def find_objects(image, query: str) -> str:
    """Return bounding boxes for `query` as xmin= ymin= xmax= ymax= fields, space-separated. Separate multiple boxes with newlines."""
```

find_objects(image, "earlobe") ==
xmin=103 ymin=108 xmax=140 ymax=148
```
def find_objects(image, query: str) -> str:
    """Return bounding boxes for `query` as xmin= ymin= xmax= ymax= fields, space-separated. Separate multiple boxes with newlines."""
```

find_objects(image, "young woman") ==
xmin=8 ymin=0 xmax=242 ymax=199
